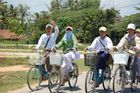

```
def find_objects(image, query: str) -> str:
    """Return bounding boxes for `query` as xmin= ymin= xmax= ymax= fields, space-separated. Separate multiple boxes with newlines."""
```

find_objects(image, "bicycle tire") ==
xmin=102 ymin=65 xmax=111 ymax=91
xmin=85 ymin=69 xmax=95 ymax=93
xmin=48 ymin=66 xmax=61 ymax=93
xmin=68 ymin=63 xmax=79 ymax=88
xmin=27 ymin=66 xmax=41 ymax=91
xmin=113 ymin=66 xmax=126 ymax=93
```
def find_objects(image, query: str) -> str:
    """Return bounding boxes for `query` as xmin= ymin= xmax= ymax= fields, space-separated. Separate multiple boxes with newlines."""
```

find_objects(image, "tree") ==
xmin=17 ymin=4 xmax=30 ymax=26
xmin=48 ymin=0 xmax=119 ymax=44
xmin=0 ymin=0 xmax=8 ymax=29
xmin=111 ymin=13 xmax=140 ymax=45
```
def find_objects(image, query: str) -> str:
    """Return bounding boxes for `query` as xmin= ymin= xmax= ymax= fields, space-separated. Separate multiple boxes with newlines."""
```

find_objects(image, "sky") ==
xmin=100 ymin=0 xmax=140 ymax=16
xmin=4 ymin=0 xmax=140 ymax=17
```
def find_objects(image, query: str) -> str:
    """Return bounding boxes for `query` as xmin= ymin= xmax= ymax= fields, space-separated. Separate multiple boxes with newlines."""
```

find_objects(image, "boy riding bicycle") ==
xmin=85 ymin=26 xmax=113 ymax=87
xmin=34 ymin=19 xmax=59 ymax=79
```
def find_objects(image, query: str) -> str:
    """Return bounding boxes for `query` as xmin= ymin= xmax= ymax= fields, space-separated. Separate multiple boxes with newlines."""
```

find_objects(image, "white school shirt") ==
xmin=35 ymin=26 xmax=59 ymax=49
xmin=88 ymin=36 xmax=113 ymax=53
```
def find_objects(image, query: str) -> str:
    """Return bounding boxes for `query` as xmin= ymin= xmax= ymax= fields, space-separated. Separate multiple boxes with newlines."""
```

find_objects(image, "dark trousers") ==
xmin=96 ymin=51 xmax=110 ymax=69
xmin=43 ymin=49 xmax=52 ymax=72
xmin=93 ymin=51 xmax=110 ymax=84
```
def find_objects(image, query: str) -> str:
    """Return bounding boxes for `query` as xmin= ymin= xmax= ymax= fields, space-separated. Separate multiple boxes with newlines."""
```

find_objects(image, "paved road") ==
xmin=9 ymin=72 xmax=86 ymax=93
xmin=1 ymin=51 xmax=139 ymax=93
xmin=9 ymin=70 xmax=140 ymax=93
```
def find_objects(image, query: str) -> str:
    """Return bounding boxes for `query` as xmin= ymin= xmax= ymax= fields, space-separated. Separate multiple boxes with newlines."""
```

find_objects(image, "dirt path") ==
xmin=0 ymin=65 xmax=29 ymax=72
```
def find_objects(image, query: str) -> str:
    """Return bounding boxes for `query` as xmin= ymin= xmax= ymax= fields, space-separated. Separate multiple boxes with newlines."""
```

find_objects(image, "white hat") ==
xmin=66 ymin=26 xmax=73 ymax=31
xmin=127 ymin=23 xmax=135 ymax=30
xmin=99 ymin=26 xmax=107 ymax=32
xmin=46 ymin=24 xmax=52 ymax=29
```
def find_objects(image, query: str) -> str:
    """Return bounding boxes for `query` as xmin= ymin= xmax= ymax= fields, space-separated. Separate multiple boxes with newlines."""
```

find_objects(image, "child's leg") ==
xmin=64 ymin=55 xmax=74 ymax=70
xmin=137 ymin=62 xmax=140 ymax=76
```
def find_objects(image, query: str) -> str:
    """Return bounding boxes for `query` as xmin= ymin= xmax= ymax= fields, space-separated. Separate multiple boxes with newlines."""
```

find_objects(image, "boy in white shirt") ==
xmin=34 ymin=19 xmax=59 ymax=73
xmin=85 ymin=26 xmax=113 ymax=86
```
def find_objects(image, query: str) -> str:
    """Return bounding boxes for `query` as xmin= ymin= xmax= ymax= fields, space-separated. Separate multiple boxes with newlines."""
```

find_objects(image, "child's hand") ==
xmin=49 ymin=19 xmax=56 ymax=27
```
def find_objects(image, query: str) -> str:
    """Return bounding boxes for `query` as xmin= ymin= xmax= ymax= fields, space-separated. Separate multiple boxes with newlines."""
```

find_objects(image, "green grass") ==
xmin=74 ymin=59 xmax=89 ymax=72
xmin=0 ymin=49 xmax=32 ymax=52
xmin=0 ymin=56 xmax=30 ymax=93
xmin=0 ymin=57 xmax=29 ymax=67
xmin=0 ymin=71 xmax=28 ymax=93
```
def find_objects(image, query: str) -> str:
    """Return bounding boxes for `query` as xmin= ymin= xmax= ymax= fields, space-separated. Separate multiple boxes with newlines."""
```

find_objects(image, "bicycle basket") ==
xmin=84 ymin=53 xmax=97 ymax=66
xmin=49 ymin=52 xmax=63 ymax=66
xmin=28 ymin=53 xmax=43 ymax=65
xmin=112 ymin=52 xmax=129 ymax=65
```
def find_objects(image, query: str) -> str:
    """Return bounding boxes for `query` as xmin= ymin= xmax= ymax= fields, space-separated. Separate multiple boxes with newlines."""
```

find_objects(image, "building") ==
xmin=0 ymin=30 xmax=21 ymax=41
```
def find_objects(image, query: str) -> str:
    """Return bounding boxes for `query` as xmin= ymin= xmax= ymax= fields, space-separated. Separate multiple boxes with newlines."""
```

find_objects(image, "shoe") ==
xmin=94 ymin=82 xmax=99 ymax=87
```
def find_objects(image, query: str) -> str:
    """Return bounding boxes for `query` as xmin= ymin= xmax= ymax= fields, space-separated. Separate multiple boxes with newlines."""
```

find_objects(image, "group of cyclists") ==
xmin=33 ymin=19 xmax=140 ymax=91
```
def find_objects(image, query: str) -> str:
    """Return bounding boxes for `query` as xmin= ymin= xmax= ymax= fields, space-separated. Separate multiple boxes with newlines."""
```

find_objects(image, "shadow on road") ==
xmin=58 ymin=86 xmax=82 ymax=93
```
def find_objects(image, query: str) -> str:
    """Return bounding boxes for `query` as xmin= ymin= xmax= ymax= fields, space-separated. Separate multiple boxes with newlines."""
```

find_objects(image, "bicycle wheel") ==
xmin=68 ymin=63 xmax=78 ymax=88
xmin=27 ymin=66 xmax=41 ymax=91
xmin=113 ymin=66 xmax=125 ymax=93
xmin=102 ymin=65 xmax=111 ymax=91
xmin=48 ymin=67 xmax=61 ymax=93
xmin=85 ymin=69 xmax=95 ymax=93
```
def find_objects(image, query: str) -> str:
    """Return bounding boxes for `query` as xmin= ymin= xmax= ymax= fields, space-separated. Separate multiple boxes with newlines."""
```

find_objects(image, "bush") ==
xmin=78 ymin=43 xmax=88 ymax=50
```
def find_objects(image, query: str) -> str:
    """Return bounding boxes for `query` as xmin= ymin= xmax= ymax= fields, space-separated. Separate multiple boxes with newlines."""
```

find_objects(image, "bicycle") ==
xmin=84 ymin=50 xmax=111 ymax=93
xmin=55 ymin=48 xmax=79 ymax=92
xmin=48 ymin=50 xmax=63 ymax=93
xmin=27 ymin=51 xmax=49 ymax=91
xmin=112 ymin=51 xmax=135 ymax=93
xmin=27 ymin=49 xmax=61 ymax=92
xmin=128 ymin=50 xmax=140 ymax=91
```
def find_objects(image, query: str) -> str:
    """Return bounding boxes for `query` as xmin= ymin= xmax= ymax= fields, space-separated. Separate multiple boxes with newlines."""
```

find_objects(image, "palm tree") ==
xmin=17 ymin=4 xmax=30 ymax=26
xmin=0 ymin=0 xmax=8 ymax=29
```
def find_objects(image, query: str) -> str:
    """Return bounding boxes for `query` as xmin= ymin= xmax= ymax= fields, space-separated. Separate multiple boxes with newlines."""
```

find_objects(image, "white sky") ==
xmin=100 ymin=0 xmax=140 ymax=16
xmin=4 ymin=0 xmax=140 ymax=17
xmin=4 ymin=0 xmax=51 ymax=13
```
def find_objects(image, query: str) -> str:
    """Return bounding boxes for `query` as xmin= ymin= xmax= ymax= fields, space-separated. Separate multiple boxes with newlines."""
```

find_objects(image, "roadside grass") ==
xmin=0 ymin=71 xmax=28 ymax=93
xmin=0 ymin=56 xmax=30 ymax=93
xmin=0 ymin=49 xmax=32 ymax=52
xmin=0 ymin=57 xmax=29 ymax=67
xmin=74 ymin=59 xmax=89 ymax=72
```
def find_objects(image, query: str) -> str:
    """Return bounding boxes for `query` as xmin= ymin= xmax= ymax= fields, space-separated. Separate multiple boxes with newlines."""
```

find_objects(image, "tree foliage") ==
xmin=1 ymin=0 xmax=140 ymax=45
